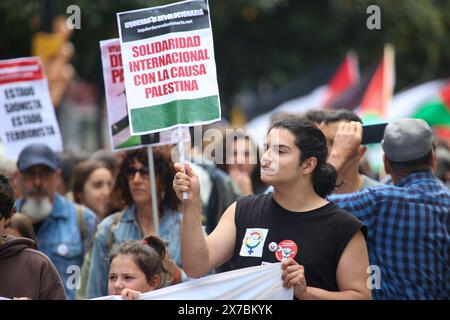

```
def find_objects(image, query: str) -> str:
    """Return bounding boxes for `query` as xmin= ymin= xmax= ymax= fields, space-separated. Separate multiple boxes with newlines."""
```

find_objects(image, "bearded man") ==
xmin=14 ymin=144 xmax=96 ymax=299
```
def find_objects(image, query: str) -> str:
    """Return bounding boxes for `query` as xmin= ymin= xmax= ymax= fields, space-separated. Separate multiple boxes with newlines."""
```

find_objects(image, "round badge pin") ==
xmin=57 ymin=243 xmax=69 ymax=256
xmin=268 ymin=242 xmax=278 ymax=252
xmin=275 ymin=240 xmax=298 ymax=261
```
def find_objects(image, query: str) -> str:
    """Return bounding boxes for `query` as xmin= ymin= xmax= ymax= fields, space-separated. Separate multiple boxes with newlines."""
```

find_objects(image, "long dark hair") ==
xmin=111 ymin=146 xmax=179 ymax=213
xmin=269 ymin=118 xmax=337 ymax=198
xmin=216 ymin=129 xmax=266 ymax=194
xmin=72 ymin=159 xmax=112 ymax=203
xmin=0 ymin=174 xmax=15 ymax=219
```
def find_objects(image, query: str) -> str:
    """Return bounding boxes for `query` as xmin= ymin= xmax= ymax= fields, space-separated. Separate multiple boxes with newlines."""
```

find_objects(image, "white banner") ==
xmin=92 ymin=263 xmax=292 ymax=300
xmin=0 ymin=57 xmax=62 ymax=157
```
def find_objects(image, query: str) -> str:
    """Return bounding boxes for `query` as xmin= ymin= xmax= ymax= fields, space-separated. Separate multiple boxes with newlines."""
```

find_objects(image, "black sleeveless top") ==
xmin=232 ymin=193 xmax=367 ymax=292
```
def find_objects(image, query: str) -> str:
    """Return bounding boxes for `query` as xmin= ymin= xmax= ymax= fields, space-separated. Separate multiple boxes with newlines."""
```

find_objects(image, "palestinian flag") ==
xmin=246 ymin=53 xmax=359 ymax=144
xmin=325 ymin=45 xmax=395 ymax=173
xmin=245 ymin=52 xmax=359 ymax=121
xmin=322 ymin=51 xmax=359 ymax=107
xmin=388 ymin=79 xmax=450 ymax=141
xmin=412 ymin=82 xmax=450 ymax=139
xmin=329 ymin=44 xmax=395 ymax=124
xmin=359 ymin=45 xmax=395 ymax=122
xmin=277 ymin=52 xmax=360 ymax=113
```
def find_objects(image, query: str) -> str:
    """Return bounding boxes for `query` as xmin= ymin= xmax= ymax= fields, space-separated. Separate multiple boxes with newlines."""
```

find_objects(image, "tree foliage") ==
xmin=1 ymin=0 xmax=449 ymax=116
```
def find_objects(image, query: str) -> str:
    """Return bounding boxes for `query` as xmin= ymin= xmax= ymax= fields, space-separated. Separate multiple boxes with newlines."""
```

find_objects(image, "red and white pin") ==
xmin=275 ymin=240 xmax=298 ymax=261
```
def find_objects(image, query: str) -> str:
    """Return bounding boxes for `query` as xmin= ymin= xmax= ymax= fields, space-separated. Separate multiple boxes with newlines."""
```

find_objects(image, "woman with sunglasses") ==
xmin=86 ymin=147 xmax=183 ymax=299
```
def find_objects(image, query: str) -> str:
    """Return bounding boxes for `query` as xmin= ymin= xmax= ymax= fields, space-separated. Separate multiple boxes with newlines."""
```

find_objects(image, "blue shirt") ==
xmin=329 ymin=171 xmax=450 ymax=300
xmin=86 ymin=204 xmax=182 ymax=298
xmin=15 ymin=194 xmax=97 ymax=299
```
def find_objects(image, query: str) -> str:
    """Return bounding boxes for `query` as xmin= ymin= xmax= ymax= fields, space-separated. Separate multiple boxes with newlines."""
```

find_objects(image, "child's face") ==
xmin=108 ymin=254 xmax=155 ymax=295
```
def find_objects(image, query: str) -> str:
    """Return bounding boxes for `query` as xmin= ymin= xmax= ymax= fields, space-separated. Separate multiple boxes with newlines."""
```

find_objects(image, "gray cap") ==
xmin=382 ymin=118 xmax=433 ymax=162
xmin=17 ymin=144 xmax=59 ymax=171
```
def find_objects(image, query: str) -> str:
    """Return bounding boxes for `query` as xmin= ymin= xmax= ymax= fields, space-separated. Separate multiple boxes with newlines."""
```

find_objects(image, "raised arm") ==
xmin=173 ymin=162 xmax=237 ymax=278
xmin=327 ymin=121 xmax=363 ymax=173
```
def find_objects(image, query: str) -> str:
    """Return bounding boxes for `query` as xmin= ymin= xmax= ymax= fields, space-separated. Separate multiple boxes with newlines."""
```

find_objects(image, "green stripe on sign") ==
xmin=116 ymin=135 xmax=141 ymax=149
xmin=130 ymin=95 xmax=220 ymax=133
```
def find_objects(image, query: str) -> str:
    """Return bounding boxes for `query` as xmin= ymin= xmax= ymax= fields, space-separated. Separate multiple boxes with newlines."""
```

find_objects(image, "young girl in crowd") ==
xmin=86 ymin=146 xmax=183 ymax=298
xmin=108 ymin=235 xmax=172 ymax=299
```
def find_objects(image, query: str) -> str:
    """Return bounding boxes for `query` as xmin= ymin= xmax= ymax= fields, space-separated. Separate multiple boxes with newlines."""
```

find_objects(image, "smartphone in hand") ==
xmin=362 ymin=123 xmax=388 ymax=145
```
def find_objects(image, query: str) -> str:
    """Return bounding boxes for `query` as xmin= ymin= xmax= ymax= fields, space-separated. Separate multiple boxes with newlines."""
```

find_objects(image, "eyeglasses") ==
xmin=23 ymin=167 xmax=53 ymax=180
xmin=126 ymin=166 xmax=150 ymax=179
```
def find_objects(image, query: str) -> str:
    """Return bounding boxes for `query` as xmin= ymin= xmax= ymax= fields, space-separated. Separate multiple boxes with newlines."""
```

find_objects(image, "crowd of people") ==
xmin=0 ymin=108 xmax=449 ymax=300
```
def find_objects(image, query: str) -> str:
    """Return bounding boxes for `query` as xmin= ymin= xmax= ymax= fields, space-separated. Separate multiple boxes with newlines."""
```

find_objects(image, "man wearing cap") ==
xmin=14 ymin=143 xmax=96 ymax=300
xmin=327 ymin=118 xmax=450 ymax=300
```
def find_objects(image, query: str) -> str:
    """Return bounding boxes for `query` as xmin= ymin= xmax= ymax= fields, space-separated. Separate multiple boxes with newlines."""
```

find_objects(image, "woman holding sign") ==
xmin=173 ymin=118 xmax=371 ymax=300
xmin=86 ymin=146 xmax=183 ymax=299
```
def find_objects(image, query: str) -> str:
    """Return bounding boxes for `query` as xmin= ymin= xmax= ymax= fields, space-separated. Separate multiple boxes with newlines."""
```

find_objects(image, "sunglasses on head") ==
xmin=126 ymin=166 xmax=150 ymax=178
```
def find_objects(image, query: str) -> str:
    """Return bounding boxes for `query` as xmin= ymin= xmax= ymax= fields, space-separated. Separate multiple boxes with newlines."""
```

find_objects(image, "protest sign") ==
xmin=100 ymin=38 xmax=190 ymax=151
xmin=117 ymin=0 xmax=221 ymax=135
xmin=101 ymin=37 xmax=191 ymax=233
xmin=0 ymin=57 xmax=62 ymax=157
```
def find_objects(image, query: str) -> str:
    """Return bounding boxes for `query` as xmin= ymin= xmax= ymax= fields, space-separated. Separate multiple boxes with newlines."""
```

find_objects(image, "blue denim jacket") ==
xmin=15 ymin=194 xmax=97 ymax=299
xmin=85 ymin=204 xmax=182 ymax=298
